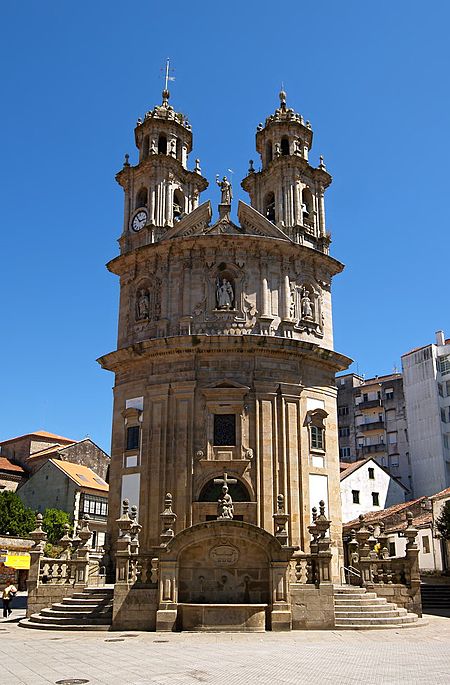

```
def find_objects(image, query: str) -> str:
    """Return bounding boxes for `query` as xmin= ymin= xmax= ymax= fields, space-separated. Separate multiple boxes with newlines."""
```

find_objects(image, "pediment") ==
xmin=204 ymin=378 xmax=250 ymax=390
xmin=237 ymin=201 xmax=293 ymax=241
xmin=161 ymin=201 xmax=212 ymax=241
xmin=202 ymin=217 xmax=245 ymax=236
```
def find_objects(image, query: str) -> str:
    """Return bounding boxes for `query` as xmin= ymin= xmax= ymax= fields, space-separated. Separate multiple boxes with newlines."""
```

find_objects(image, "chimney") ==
xmin=435 ymin=330 xmax=445 ymax=346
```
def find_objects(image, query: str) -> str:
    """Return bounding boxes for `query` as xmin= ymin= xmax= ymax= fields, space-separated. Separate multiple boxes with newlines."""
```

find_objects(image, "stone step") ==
xmin=19 ymin=618 xmax=110 ymax=631
xmin=71 ymin=591 xmax=113 ymax=599
xmin=335 ymin=608 xmax=407 ymax=619
xmin=50 ymin=602 xmax=113 ymax=613
xmin=333 ymin=587 xmax=368 ymax=594
xmin=62 ymin=596 xmax=112 ymax=605
xmin=41 ymin=607 xmax=112 ymax=619
xmin=334 ymin=592 xmax=378 ymax=600
xmin=335 ymin=613 xmax=418 ymax=627
xmin=335 ymin=597 xmax=388 ymax=606
xmin=28 ymin=613 xmax=111 ymax=626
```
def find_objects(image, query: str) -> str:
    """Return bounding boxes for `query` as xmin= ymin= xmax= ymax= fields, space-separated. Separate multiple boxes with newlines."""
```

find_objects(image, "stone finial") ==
xmin=123 ymin=153 xmax=130 ymax=167
xmin=136 ymin=118 xmax=143 ymax=126
xmin=160 ymin=493 xmax=177 ymax=545
xmin=318 ymin=500 xmax=326 ymax=519
xmin=30 ymin=512 xmax=47 ymax=551
xmin=59 ymin=523 xmax=72 ymax=557
xmin=273 ymin=493 xmax=289 ymax=546
xmin=319 ymin=155 xmax=326 ymax=170
xmin=194 ymin=158 xmax=201 ymax=174
xmin=130 ymin=505 xmax=142 ymax=552
xmin=78 ymin=515 xmax=92 ymax=547
xmin=257 ymin=122 xmax=263 ymax=131
xmin=122 ymin=499 xmax=130 ymax=516
xmin=248 ymin=159 xmax=255 ymax=174
xmin=312 ymin=506 xmax=318 ymax=523
xmin=116 ymin=498 xmax=133 ymax=542
xmin=279 ymin=88 xmax=287 ymax=110
xmin=405 ymin=510 xmax=419 ymax=550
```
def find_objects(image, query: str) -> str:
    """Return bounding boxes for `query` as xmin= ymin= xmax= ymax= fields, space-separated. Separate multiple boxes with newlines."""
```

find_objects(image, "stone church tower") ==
xmin=98 ymin=88 xmax=351 ymax=630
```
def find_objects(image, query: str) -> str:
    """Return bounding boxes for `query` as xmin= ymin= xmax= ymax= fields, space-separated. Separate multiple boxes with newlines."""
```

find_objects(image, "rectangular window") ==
xmin=340 ymin=447 xmax=351 ymax=458
xmin=441 ymin=408 xmax=447 ymax=423
xmin=446 ymin=380 xmax=450 ymax=396
xmin=389 ymin=541 xmax=396 ymax=557
xmin=339 ymin=427 xmax=350 ymax=437
xmin=363 ymin=393 xmax=368 ymax=402
xmin=438 ymin=383 xmax=444 ymax=397
xmin=126 ymin=425 xmax=140 ymax=451
xmin=444 ymin=434 xmax=450 ymax=450
xmin=390 ymin=454 xmax=400 ymax=467
xmin=338 ymin=406 xmax=349 ymax=416
xmin=438 ymin=355 xmax=450 ymax=375
xmin=388 ymin=432 xmax=397 ymax=445
xmin=352 ymin=490 xmax=360 ymax=504
xmin=311 ymin=425 xmax=324 ymax=450
xmin=422 ymin=536 xmax=430 ymax=554
xmin=372 ymin=492 xmax=380 ymax=506
xmin=368 ymin=467 xmax=375 ymax=479
xmin=385 ymin=389 xmax=394 ymax=400
xmin=213 ymin=414 xmax=236 ymax=446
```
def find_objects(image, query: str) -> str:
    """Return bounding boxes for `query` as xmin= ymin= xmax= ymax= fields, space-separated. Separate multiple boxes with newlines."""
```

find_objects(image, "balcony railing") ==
xmin=358 ymin=421 xmax=385 ymax=432
xmin=360 ymin=444 xmax=386 ymax=455
xmin=357 ymin=399 xmax=382 ymax=410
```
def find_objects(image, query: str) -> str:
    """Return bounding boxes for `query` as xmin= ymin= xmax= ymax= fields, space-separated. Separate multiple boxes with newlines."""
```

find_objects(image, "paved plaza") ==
xmin=1 ymin=607 xmax=449 ymax=685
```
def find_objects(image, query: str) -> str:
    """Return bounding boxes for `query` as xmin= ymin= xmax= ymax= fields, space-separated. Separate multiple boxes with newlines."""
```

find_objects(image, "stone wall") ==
xmin=290 ymin=583 xmax=335 ymax=629
xmin=27 ymin=583 xmax=75 ymax=617
xmin=112 ymin=586 xmax=158 ymax=630
xmin=371 ymin=583 xmax=422 ymax=617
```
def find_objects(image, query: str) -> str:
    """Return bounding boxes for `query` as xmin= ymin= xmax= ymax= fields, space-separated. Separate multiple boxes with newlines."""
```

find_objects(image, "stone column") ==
xmin=270 ymin=561 xmax=292 ymax=631
xmin=156 ymin=560 xmax=178 ymax=631
xmin=318 ymin=184 xmax=326 ymax=236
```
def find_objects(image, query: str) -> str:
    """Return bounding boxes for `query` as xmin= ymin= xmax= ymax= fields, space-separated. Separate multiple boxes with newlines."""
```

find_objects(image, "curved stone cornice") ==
xmin=97 ymin=333 xmax=352 ymax=374
xmin=106 ymin=232 xmax=344 ymax=277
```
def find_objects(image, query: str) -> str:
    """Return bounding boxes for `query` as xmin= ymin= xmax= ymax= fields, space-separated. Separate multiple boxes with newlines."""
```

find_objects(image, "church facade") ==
xmin=98 ymin=87 xmax=352 ymax=630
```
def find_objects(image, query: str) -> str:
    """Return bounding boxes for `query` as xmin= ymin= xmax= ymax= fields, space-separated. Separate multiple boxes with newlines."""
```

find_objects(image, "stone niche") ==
xmin=178 ymin=537 xmax=270 ymax=604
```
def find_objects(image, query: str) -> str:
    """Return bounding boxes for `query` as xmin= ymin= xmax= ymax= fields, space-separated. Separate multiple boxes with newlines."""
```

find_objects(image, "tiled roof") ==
xmin=431 ymin=486 xmax=450 ymax=501
xmin=26 ymin=444 xmax=71 ymax=461
xmin=0 ymin=430 xmax=75 ymax=445
xmin=343 ymin=496 xmax=427 ymax=528
xmin=0 ymin=457 xmax=25 ymax=474
xmin=340 ymin=456 xmax=408 ymax=491
xmin=49 ymin=459 xmax=108 ymax=493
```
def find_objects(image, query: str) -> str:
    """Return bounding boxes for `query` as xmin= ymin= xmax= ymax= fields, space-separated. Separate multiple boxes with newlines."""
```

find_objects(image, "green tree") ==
xmin=42 ymin=508 xmax=72 ymax=545
xmin=0 ymin=491 xmax=36 ymax=536
xmin=435 ymin=500 xmax=450 ymax=540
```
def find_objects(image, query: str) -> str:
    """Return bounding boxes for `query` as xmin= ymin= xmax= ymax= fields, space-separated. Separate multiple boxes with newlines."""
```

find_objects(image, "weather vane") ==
xmin=162 ymin=57 xmax=175 ymax=91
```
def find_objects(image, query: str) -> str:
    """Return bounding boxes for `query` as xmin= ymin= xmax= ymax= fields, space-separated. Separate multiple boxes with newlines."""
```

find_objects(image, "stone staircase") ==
xmin=421 ymin=583 xmax=450 ymax=617
xmin=334 ymin=586 xmax=420 ymax=629
xmin=19 ymin=588 xmax=113 ymax=631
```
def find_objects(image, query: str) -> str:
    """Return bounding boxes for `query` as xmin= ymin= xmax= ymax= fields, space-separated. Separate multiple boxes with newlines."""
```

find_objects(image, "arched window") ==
xmin=173 ymin=189 xmax=185 ymax=222
xmin=142 ymin=135 xmax=150 ymax=159
xmin=264 ymin=192 xmax=276 ymax=223
xmin=136 ymin=187 xmax=148 ymax=208
xmin=281 ymin=137 xmax=290 ymax=156
xmin=266 ymin=141 xmax=273 ymax=165
xmin=158 ymin=134 xmax=167 ymax=155
xmin=302 ymin=187 xmax=313 ymax=221
xmin=198 ymin=478 xmax=251 ymax=502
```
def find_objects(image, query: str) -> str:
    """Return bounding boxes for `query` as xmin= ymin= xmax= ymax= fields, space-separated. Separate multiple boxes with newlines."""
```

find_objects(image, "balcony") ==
xmin=358 ymin=421 xmax=385 ymax=432
xmin=360 ymin=444 xmax=386 ymax=455
xmin=357 ymin=398 xmax=382 ymax=410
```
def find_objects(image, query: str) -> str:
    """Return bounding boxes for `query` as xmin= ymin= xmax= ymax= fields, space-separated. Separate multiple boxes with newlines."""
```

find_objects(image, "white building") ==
xmin=402 ymin=330 xmax=450 ymax=496
xmin=340 ymin=457 xmax=407 ymax=524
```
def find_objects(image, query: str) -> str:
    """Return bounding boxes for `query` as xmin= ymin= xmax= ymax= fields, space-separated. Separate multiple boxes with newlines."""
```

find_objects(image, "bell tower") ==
xmin=242 ymin=90 xmax=331 ymax=253
xmin=115 ymin=87 xmax=208 ymax=252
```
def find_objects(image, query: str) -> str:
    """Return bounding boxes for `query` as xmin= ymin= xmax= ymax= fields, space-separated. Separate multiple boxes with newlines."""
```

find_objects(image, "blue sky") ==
xmin=1 ymin=2 xmax=449 ymax=452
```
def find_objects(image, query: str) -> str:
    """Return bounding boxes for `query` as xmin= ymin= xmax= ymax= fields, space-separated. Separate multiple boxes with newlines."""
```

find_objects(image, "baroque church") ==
xmin=98 ymin=86 xmax=353 ymax=631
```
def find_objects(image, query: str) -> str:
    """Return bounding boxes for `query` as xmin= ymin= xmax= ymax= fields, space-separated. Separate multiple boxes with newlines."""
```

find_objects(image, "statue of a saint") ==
xmin=217 ymin=485 xmax=234 ymax=520
xmin=301 ymin=288 xmax=314 ymax=320
xmin=216 ymin=278 xmax=234 ymax=310
xmin=136 ymin=289 xmax=149 ymax=320
xmin=216 ymin=175 xmax=232 ymax=204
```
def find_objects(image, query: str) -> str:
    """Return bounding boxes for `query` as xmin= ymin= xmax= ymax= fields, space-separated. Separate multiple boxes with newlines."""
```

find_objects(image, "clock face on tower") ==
xmin=131 ymin=209 xmax=148 ymax=232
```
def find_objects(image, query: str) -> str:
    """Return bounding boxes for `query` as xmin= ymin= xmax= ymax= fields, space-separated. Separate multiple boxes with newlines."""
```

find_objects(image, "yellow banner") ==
xmin=4 ymin=554 xmax=30 ymax=570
